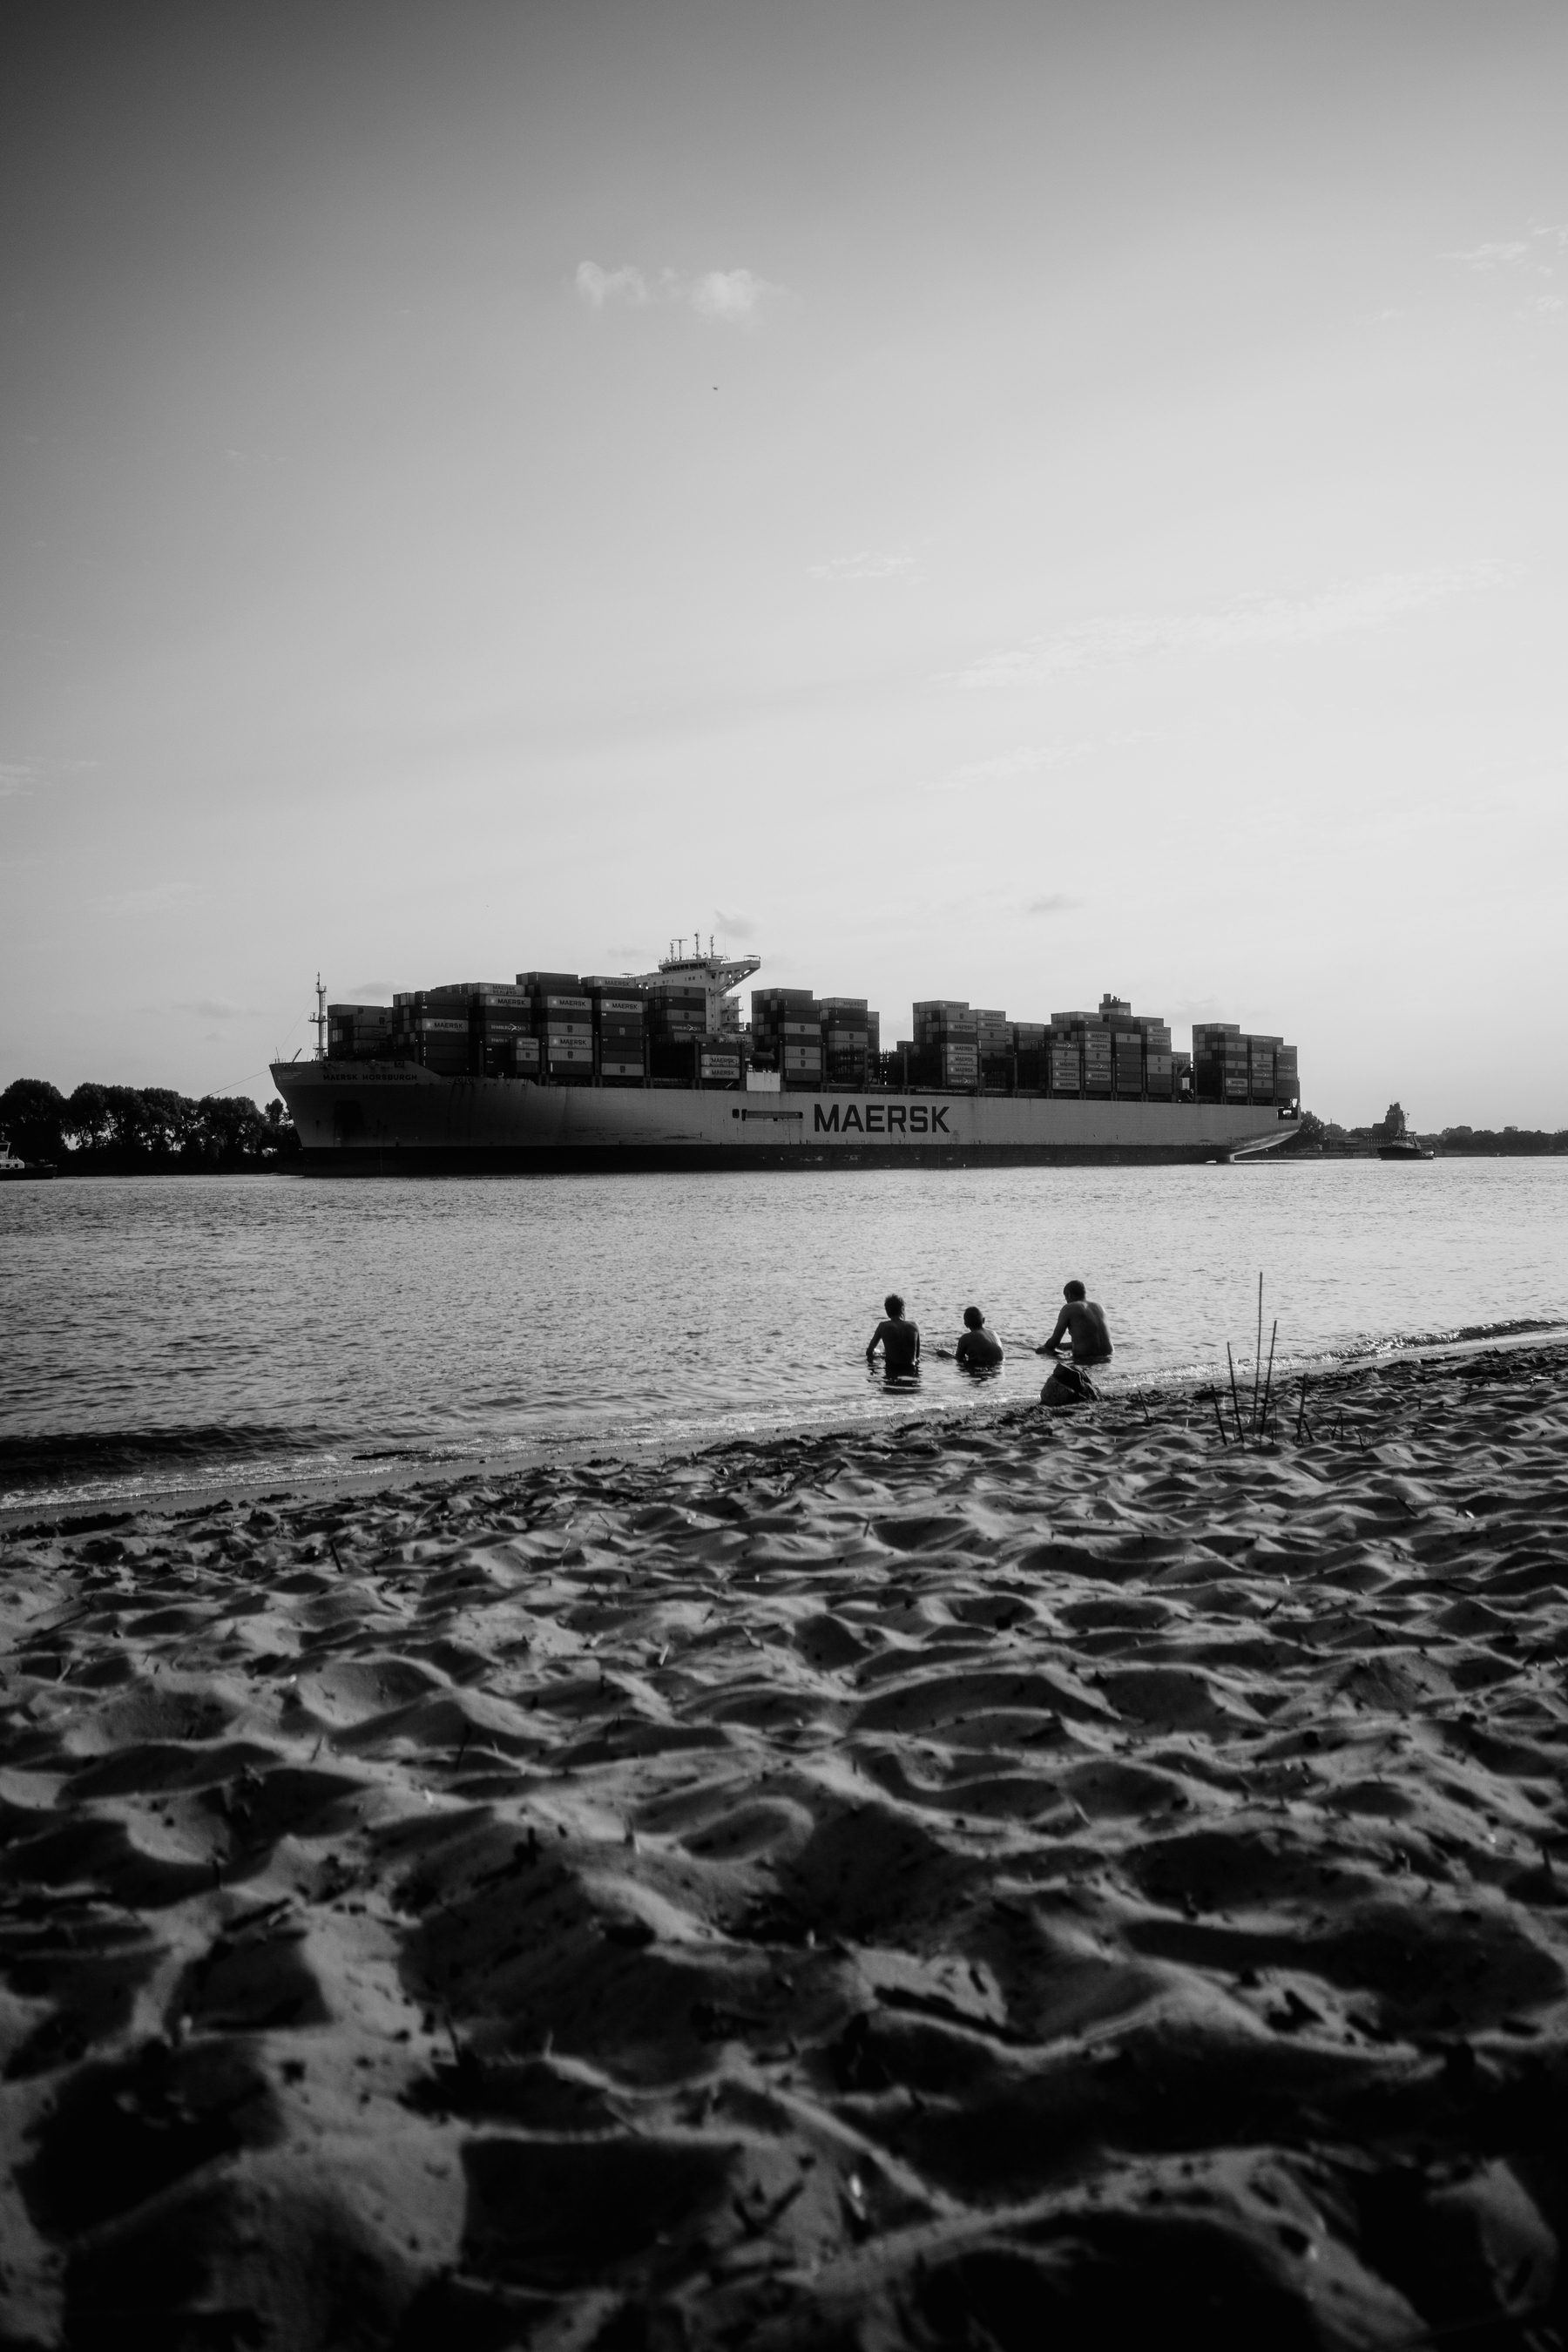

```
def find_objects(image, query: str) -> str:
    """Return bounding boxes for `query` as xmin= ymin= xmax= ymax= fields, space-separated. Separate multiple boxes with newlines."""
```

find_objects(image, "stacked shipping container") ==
xmin=1192 ymin=1024 xmax=1299 ymax=1107
xmin=516 ymin=972 xmax=593 ymax=1083
xmin=325 ymin=963 xmax=1297 ymax=1108
xmin=391 ymin=990 xmax=473 ymax=1077
xmin=646 ymin=983 xmax=711 ymax=1085
xmin=1144 ymin=1013 xmax=1176 ymax=1099
xmin=327 ymin=1004 xmax=394 ymax=1059
xmin=752 ymin=989 xmax=824 ymax=1089
xmin=464 ymin=983 xmax=541 ymax=1079
xmin=973 ymin=1007 xmax=1010 ymax=1091
xmin=912 ymin=1001 xmax=979 ymax=1091
xmin=582 ymin=978 xmax=646 ymax=1084
xmin=384 ymin=983 xmax=545 ymax=1078
xmin=1011 ymin=1021 xmax=1048 ymax=1092
xmin=820 ymin=997 xmax=872 ymax=1090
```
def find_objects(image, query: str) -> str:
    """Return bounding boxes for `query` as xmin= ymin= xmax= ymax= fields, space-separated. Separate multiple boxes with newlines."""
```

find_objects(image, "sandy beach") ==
xmin=3 ymin=1341 xmax=1567 ymax=2348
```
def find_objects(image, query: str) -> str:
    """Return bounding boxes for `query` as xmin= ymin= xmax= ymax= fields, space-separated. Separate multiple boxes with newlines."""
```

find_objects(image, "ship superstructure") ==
xmin=629 ymin=936 xmax=761 ymax=1037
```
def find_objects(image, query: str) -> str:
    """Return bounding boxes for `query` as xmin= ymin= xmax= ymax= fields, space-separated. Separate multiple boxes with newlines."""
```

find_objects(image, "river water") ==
xmin=3 ymin=1160 xmax=1565 ymax=1515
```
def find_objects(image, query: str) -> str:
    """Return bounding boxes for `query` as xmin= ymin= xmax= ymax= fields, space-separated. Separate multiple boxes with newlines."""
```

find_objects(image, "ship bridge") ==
xmin=628 ymin=936 xmax=761 ymax=1034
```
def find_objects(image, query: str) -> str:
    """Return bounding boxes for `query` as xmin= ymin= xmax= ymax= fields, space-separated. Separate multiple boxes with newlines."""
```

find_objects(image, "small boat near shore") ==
xmin=0 ymin=1140 xmax=55 ymax=1181
xmin=1375 ymin=1103 xmax=1434 ymax=1162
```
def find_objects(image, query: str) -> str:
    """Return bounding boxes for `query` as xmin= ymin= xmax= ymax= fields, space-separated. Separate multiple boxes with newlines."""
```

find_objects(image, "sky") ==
xmin=2 ymin=0 xmax=1565 ymax=1129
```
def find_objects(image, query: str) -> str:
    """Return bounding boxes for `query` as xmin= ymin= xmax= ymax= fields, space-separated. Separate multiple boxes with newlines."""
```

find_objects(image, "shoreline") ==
xmin=3 ymin=1335 xmax=1567 ymax=2341
xmin=6 ymin=1315 xmax=1565 ymax=1537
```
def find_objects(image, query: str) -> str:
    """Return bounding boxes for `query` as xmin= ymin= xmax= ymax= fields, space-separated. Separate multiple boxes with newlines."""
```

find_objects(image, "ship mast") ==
xmin=313 ymin=973 xmax=327 ymax=1060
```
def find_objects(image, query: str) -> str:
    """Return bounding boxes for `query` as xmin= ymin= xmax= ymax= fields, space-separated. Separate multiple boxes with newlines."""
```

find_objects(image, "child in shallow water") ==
xmin=954 ymin=1306 xmax=1003 ymax=1369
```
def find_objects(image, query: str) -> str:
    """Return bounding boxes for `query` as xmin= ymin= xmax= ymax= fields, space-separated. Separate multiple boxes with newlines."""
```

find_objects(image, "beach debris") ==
xmin=1042 ymin=1363 xmax=1100 ymax=1410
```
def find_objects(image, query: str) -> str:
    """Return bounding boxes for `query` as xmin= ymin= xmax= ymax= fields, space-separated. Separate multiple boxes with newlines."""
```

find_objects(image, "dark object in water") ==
xmin=1042 ymin=1363 xmax=1100 ymax=1409
xmin=1378 ymin=1135 xmax=1434 ymax=1161
xmin=1376 ymin=1103 xmax=1434 ymax=1160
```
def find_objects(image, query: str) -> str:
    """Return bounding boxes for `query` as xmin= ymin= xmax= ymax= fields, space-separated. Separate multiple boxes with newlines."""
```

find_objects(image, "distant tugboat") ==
xmin=1375 ymin=1103 xmax=1434 ymax=1162
xmin=0 ymin=1139 xmax=54 ymax=1181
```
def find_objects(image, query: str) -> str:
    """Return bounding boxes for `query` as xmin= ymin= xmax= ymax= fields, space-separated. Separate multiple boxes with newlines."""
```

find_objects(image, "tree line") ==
xmin=1281 ymin=1112 xmax=1566 ymax=1157
xmin=0 ymin=1078 xmax=300 ymax=1172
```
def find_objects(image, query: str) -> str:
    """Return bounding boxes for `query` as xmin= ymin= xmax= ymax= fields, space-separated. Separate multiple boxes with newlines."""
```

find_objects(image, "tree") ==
xmin=139 ymin=1087 xmax=195 ymax=1159
xmin=64 ymin=1083 xmax=114 ymax=1152
xmin=99 ymin=1087 xmax=158 ymax=1161
xmin=1279 ymin=1108 xmax=1325 ymax=1152
xmin=0 ymin=1078 xmax=66 ymax=1163
xmin=195 ymin=1095 xmax=269 ymax=1164
xmin=262 ymin=1098 xmax=301 ymax=1160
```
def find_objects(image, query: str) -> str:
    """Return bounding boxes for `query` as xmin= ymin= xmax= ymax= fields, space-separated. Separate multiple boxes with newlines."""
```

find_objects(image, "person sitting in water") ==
xmin=954 ymin=1305 xmax=1004 ymax=1369
xmin=867 ymin=1292 xmax=921 ymax=1376
xmin=1036 ymin=1280 xmax=1112 ymax=1364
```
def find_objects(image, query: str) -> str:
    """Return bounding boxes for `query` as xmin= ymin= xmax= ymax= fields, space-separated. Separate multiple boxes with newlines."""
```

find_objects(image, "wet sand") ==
xmin=3 ymin=1342 xmax=1567 ymax=2348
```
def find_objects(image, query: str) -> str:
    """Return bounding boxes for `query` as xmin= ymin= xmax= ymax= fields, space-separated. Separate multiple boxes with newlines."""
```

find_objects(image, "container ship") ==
xmin=270 ymin=941 xmax=1300 ymax=1172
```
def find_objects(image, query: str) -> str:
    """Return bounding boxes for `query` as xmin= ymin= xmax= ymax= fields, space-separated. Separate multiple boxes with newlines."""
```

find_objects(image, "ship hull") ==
xmin=270 ymin=1062 xmax=1296 ymax=1172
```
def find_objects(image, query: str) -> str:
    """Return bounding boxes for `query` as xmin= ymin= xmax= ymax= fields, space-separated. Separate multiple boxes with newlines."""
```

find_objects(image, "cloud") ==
xmin=1022 ymin=893 xmax=1083 ymax=917
xmin=808 ymin=551 xmax=918 ymax=582
xmin=575 ymin=260 xmax=651 ymax=309
xmin=1443 ymin=240 xmax=1531 ymax=270
xmin=606 ymin=943 xmax=654 ymax=963
xmin=0 ymin=754 xmax=96 ymax=798
xmin=688 ymin=268 xmax=774 ymax=322
xmin=714 ymin=907 xmax=758 ymax=940
xmin=1442 ymin=221 xmax=1567 ymax=272
xmin=938 ymin=742 xmax=1093 ymax=790
xmin=575 ymin=260 xmax=782 ymax=324
xmin=951 ymin=567 xmax=1492 ymax=688
xmin=177 ymin=997 xmax=254 ymax=1021
xmin=346 ymin=981 xmax=395 ymax=999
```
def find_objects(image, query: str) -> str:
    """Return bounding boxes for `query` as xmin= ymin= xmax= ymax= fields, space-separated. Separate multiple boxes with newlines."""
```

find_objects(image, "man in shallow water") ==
xmin=866 ymin=1293 xmax=921 ymax=1377
xmin=1036 ymin=1280 xmax=1113 ymax=1366
xmin=954 ymin=1305 xmax=1004 ymax=1369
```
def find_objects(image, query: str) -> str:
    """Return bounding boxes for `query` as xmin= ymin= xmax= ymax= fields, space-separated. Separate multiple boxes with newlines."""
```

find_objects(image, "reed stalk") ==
xmin=1226 ymin=1343 xmax=1247 ymax=1443
xmin=1259 ymin=1318 xmax=1279 ymax=1436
